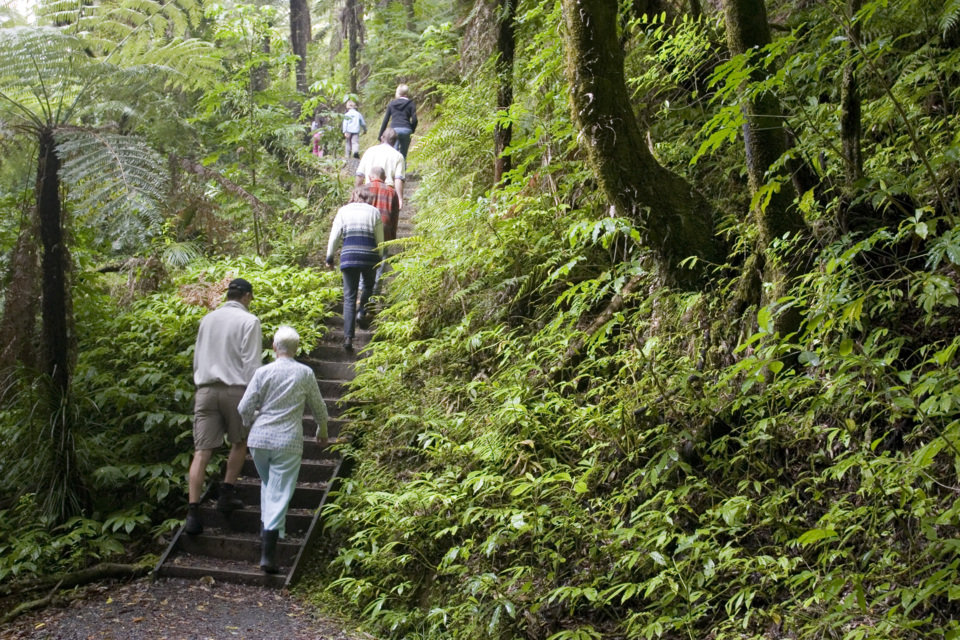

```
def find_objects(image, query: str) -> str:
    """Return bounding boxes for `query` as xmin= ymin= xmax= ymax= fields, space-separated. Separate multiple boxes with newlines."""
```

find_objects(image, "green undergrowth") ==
xmin=306 ymin=10 xmax=960 ymax=637
xmin=0 ymin=257 xmax=340 ymax=584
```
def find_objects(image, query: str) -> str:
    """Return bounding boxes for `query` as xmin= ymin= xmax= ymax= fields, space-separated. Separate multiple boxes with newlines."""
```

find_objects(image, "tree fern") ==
xmin=58 ymin=131 xmax=167 ymax=249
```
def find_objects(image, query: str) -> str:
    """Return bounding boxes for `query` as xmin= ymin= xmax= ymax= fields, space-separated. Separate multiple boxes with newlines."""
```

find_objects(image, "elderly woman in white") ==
xmin=238 ymin=326 xmax=328 ymax=574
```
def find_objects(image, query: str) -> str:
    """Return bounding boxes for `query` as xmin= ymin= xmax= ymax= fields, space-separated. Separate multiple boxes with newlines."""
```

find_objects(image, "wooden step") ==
xmin=308 ymin=345 xmax=367 ymax=363
xmin=240 ymin=457 xmax=337 ymax=483
xmin=233 ymin=479 xmax=328 ymax=510
xmin=303 ymin=416 xmax=349 ymax=437
xmin=160 ymin=553 xmax=287 ymax=588
xmin=195 ymin=505 xmax=314 ymax=536
xmin=299 ymin=358 xmax=356 ymax=380
xmin=176 ymin=531 xmax=301 ymax=565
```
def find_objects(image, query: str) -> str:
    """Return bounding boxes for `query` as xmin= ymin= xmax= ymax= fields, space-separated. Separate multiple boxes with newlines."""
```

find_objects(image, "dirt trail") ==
xmin=0 ymin=577 xmax=360 ymax=640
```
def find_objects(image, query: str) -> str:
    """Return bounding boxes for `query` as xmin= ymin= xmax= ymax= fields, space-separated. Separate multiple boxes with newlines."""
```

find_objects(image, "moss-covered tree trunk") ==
xmin=722 ymin=0 xmax=807 ymax=336
xmin=290 ymin=0 xmax=310 ymax=93
xmin=561 ymin=0 xmax=722 ymax=289
xmin=493 ymin=0 xmax=515 ymax=186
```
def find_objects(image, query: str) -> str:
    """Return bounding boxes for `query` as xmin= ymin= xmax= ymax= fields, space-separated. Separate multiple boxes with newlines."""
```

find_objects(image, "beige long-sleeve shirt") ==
xmin=193 ymin=301 xmax=262 ymax=386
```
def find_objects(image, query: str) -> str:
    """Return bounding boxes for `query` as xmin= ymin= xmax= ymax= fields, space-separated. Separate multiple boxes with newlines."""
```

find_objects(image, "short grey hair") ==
xmin=382 ymin=127 xmax=398 ymax=145
xmin=370 ymin=166 xmax=386 ymax=181
xmin=273 ymin=325 xmax=300 ymax=356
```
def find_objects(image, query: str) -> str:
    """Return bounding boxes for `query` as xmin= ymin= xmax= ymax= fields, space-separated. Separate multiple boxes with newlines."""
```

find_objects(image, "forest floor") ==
xmin=0 ymin=159 xmax=418 ymax=640
xmin=0 ymin=576 xmax=363 ymax=640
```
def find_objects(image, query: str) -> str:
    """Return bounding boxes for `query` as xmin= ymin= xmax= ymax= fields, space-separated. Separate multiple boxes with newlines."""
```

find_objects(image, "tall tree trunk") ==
xmin=251 ymin=35 xmax=272 ymax=92
xmin=0 ymin=226 xmax=40 ymax=377
xmin=840 ymin=0 xmax=863 ymax=189
xmin=561 ymin=0 xmax=722 ymax=289
xmin=722 ymin=0 xmax=807 ymax=334
xmin=400 ymin=0 xmax=415 ymax=31
xmin=493 ymin=0 xmax=515 ymax=186
xmin=290 ymin=0 xmax=310 ymax=93
xmin=346 ymin=0 xmax=360 ymax=93
xmin=37 ymin=128 xmax=70 ymax=393
xmin=689 ymin=0 xmax=703 ymax=20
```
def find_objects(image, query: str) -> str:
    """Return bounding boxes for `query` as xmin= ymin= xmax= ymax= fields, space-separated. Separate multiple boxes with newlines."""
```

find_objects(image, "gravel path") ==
xmin=0 ymin=577 xmax=363 ymax=640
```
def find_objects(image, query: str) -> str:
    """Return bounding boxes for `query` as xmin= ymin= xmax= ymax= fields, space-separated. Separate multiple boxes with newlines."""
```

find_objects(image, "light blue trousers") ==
xmin=250 ymin=447 xmax=302 ymax=538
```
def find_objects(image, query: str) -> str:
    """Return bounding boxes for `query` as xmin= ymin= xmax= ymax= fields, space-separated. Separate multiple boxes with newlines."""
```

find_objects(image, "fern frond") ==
xmin=0 ymin=27 xmax=90 ymax=127
xmin=57 ymin=130 xmax=168 ymax=249
xmin=939 ymin=0 xmax=960 ymax=35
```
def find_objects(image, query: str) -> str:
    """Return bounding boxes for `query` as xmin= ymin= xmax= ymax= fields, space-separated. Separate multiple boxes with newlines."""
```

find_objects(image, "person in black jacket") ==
xmin=378 ymin=84 xmax=418 ymax=159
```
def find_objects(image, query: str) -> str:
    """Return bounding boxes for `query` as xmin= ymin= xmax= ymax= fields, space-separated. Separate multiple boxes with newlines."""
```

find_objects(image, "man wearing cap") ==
xmin=185 ymin=278 xmax=262 ymax=535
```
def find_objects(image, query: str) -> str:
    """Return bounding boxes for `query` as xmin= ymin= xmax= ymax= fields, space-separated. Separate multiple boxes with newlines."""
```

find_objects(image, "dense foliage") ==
xmin=2 ymin=0 xmax=960 ymax=639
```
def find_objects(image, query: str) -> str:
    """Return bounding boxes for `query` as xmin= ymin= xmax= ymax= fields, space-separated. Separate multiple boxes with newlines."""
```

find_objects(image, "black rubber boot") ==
xmin=216 ymin=483 xmax=244 ymax=512
xmin=260 ymin=529 xmax=280 ymax=574
xmin=185 ymin=503 xmax=203 ymax=535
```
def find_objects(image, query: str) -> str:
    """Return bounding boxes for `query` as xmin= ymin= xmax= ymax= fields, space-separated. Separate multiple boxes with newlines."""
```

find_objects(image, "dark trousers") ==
xmin=342 ymin=265 xmax=376 ymax=338
xmin=393 ymin=127 xmax=412 ymax=159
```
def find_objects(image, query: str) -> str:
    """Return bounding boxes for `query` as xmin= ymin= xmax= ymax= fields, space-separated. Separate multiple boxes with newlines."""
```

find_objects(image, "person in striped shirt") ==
xmin=325 ymin=187 xmax=384 ymax=351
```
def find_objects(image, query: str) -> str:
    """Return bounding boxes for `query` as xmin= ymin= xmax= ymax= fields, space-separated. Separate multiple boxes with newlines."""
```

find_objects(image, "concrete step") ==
xmin=159 ymin=554 xmax=287 ymax=588
xmin=318 ymin=379 xmax=349 ymax=398
xmin=304 ymin=345 xmax=365 ymax=363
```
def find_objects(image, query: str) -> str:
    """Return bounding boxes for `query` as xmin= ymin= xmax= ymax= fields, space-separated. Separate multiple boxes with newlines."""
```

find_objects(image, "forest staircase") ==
xmin=153 ymin=171 xmax=418 ymax=589
xmin=152 ymin=318 xmax=370 ymax=588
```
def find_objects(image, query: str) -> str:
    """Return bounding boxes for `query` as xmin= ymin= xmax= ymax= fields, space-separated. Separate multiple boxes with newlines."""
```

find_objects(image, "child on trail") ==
xmin=343 ymin=100 xmax=367 ymax=159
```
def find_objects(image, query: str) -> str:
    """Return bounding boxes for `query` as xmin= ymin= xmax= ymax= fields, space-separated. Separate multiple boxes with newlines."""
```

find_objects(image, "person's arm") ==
xmin=390 ymin=192 xmax=400 ymax=235
xmin=240 ymin=317 xmax=262 ymax=382
xmin=409 ymin=101 xmax=418 ymax=133
xmin=394 ymin=178 xmax=404 ymax=209
xmin=237 ymin=372 xmax=261 ymax=428
xmin=374 ymin=208 xmax=384 ymax=247
xmin=304 ymin=373 xmax=329 ymax=443
xmin=359 ymin=112 xmax=367 ymax=134
xmin=326 ymin=214 xmax=344 ymax=265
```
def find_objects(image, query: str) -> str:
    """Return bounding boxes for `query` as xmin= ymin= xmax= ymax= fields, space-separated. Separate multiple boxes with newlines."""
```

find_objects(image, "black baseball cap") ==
xmin=227 ymin=278 xmax=253 ymax=294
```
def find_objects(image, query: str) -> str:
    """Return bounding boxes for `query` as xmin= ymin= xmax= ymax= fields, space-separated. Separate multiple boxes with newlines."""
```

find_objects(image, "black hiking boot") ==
xmin=216 ymin=483 xmax=244 ymax=512
xmin=343 ymin=337 xmax=353 ymax=352
xmin=260 ymin=529 xmax=280 ymax=574
xmin=185 ymin=503 xmax=203 ymax=535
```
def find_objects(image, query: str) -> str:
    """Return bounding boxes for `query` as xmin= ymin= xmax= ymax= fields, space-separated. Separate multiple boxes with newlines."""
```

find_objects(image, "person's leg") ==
xmin=344 ymin=133 xmax=351 ymax=158
xmin=189 ymin=386 xmax=224 ymax=503
xmin=221 ymin=385 xmax=248 ymax=486
xmin=372 ymin=248 xmax=390 ymax=296
xmin=357 ymin=264 xmax=376 ymax=325
xmin=393 ymin=127 xmax=412 ymax=159
xmin=188 ymin=448 xmax=213 ymax=503
xmin=342 ymin=267 xmax=360 ymax=339
xmin=250 ymin=447 xmax=271 ymax=525
xmin=351 ymin=133 xmax=361 ymax=157
xmin=260 ymin=448 xmax=301 ymax=539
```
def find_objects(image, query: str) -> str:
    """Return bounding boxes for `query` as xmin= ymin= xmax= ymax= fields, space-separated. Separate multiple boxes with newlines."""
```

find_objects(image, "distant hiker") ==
xmin=378 ymin=84 xmax=417 ymax=160
xmin=186 ymin=278 xmax=262 ymax=536
xmin=326 ymin=187 xmax=384 ymax=351
xmin=364 ymin=166 xmax=400 ymax=295
xmin=343 ymin=100 xmax=367 ymax=159
xmin=312 ymin=130 xmax=323 ymax=157
xmin=238 ymin=326 xmax=328 ymax=574
xmin=356 ymin=127 xmax=406 ymax=209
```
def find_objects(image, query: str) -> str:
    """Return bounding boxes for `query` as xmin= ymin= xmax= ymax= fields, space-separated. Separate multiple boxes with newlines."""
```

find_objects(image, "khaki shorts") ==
xmin=193 ymin=384 xmax=247 ymax=450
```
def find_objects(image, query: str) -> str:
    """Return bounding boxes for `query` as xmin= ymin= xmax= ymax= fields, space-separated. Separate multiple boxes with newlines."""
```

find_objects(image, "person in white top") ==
xmin=356 ymin=127 xmax=405 ymax=209
xmin=238 ymin=326 xmax=328 ymax=573
xmin=342 ymin=99 xmax=367 ymax=159
xmin=185 ymin=278 xmax=262 ymax=536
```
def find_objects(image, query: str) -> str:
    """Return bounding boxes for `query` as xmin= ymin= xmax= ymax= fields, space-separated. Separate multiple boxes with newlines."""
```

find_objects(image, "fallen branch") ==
xmin=173 ymin=155 xmax=273 ymax=216
xmin=0 ymin=562 xmax=151 ymax=599
xmin=549 ymin=275 xmax=644 ymax=383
